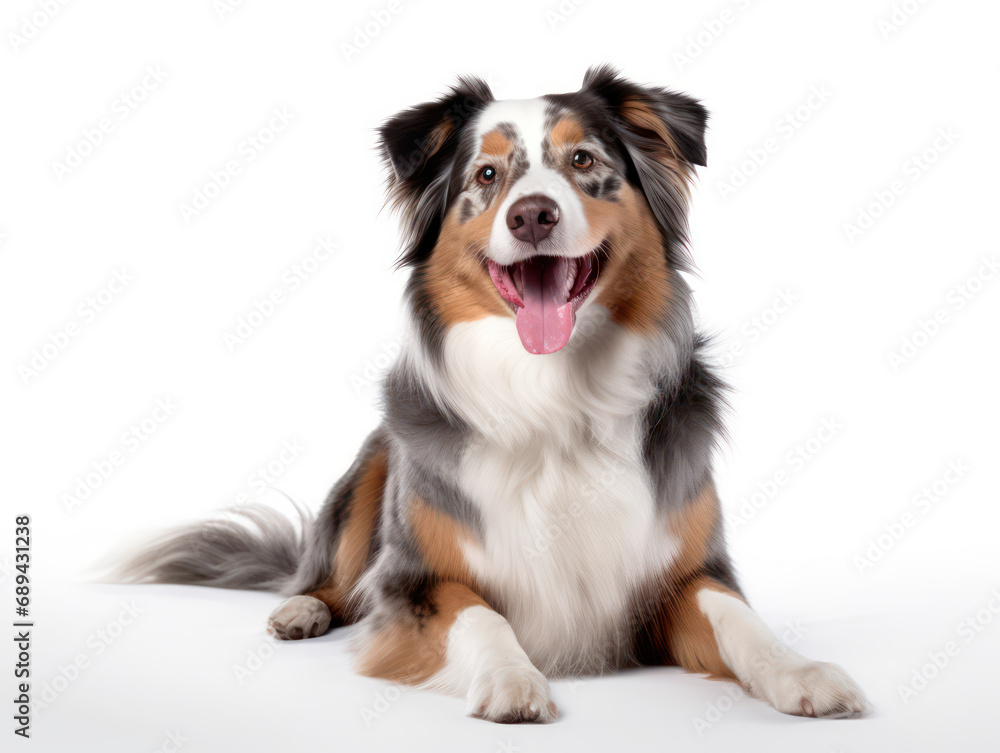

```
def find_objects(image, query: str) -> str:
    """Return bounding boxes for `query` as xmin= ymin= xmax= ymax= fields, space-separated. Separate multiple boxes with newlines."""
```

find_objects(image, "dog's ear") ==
xmin=379 ymin=77 xmax=494 ymax=267
xmin=583 ymin=64 xmax=707 ymax=167
xmin=582 ymin=65 xmax=708 ymax=269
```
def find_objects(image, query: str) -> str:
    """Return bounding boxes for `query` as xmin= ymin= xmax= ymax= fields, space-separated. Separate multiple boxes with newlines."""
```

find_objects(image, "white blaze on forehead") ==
xmin=476 ymin=98 xmax=591 ymax=264
xmin=475 ymin=97 xmax=549 ymax=166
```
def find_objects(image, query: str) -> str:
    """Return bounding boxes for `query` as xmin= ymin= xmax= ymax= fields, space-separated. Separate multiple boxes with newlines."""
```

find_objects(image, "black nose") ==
xmin=506 ymin=195 xmax=560 ymax=246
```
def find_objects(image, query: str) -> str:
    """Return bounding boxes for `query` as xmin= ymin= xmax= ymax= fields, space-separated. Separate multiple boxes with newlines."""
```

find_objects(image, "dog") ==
xmin=119 ymin=66 xmax=870 ymax=723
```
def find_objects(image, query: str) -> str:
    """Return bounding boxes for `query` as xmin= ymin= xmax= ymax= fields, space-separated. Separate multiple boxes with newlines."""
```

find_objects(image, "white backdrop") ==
xmin=2 ymin=0 xmax=998 ymax=751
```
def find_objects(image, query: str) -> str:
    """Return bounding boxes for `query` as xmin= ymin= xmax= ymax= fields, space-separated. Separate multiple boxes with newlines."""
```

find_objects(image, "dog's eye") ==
xmin=477 ymin=165 xmax=497 ymax=185
xmin=572 ymin=150 xmax=594 ymax=170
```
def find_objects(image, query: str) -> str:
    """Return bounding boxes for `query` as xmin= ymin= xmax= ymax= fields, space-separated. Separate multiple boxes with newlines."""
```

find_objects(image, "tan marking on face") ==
xmin=425 ymin=188 xmax=513 ymax=327
xmin=355 ymin=581 xmax=488 ymax=684
xmin=480 ymin=128 xmax=512 ymax=158
xmin=549 ymin=116 xmax=585 ymax=150
xmin=573 ymin=183 xmax=674 ymax=333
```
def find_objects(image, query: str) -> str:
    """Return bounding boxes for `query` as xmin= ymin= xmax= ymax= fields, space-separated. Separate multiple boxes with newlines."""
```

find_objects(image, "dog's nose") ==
xmin=506 ymin=195 xmax=560 ymax=246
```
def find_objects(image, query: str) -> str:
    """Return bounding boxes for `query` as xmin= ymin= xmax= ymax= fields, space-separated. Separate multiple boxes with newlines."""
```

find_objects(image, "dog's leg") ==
xmin=268 ymin=433 xmax=389 ymax=640
xmin=663 ymin=575 xmax=871 ymax=718
xmin=356 ymin=580 xmax=556 ymax=723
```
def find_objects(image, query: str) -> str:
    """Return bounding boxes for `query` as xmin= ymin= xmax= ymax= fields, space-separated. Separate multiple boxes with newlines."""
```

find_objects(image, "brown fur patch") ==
xmin=662 ymin=575 xmax=738 ymax=680
xmin=665 ymin=483 xmax=721 ymax=583
xmin=424 ymin=120 xmax=453 ymax=161
xmin=621 ymin=98 xmax=680 ymax=157
xmin=580 ymin=183 xmax=675 ymax=334
xmin=355 ymin=496 xmax=488 ymax=684
xmin=424 ymin=190 xmax=512 ymax=327
xmin=620 ymin=96 xmax=695 ymax=197
xmin=332 ymin=449 xmax=389 ymax=591
xmin=658 ymin=483 xmax=737 ymax=678
xmin=636 ymin=482 xmax=738 ymax=679
xmin=480 ymin=128 xmax=512 ymax=158
xmin=408 ymin=497 xmax=477 ymax=583
xmin=549 ymin=116 xmax=585 ymax=150
xmin=305 ymin=449 xmax=388 ymax=620
xmin=355 ymin=581 xmax=487 ymax=684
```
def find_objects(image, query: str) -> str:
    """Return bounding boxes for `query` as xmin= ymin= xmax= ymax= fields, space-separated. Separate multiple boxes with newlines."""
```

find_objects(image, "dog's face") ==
xmin=380 ymin=66 xmax=707 ymax=355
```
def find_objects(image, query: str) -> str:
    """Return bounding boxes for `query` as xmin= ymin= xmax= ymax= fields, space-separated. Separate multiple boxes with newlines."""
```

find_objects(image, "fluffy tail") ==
xmin=113 ymin=503 xmax=310 ymax=594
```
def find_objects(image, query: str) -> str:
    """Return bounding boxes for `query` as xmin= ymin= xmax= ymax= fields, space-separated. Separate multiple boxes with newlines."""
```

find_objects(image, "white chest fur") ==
xmin=422 ymin=309 xmax=682 ymax=674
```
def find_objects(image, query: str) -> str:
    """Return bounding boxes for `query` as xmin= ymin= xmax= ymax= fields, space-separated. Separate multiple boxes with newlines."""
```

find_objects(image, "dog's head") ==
xmin=379 ymin=66 xmax=707 ymax=356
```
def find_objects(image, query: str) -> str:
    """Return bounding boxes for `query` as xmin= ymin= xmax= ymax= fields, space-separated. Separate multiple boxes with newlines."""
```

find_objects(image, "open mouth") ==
xmin=487 ymin=248 xmax=602 ymax=355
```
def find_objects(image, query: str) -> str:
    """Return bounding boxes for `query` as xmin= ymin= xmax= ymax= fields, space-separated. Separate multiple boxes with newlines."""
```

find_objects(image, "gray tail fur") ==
xmin=113 ymin=503 xmax=310 ymax=594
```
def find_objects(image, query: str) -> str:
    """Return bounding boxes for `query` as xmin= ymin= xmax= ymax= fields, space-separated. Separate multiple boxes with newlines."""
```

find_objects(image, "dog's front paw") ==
xmin=465 ymin=660 xmax=557 ymax=724
xmin=266 ymin=595 xmax=331 ymax=640
xmin=753 ymin=660 xmax=872 ymax=718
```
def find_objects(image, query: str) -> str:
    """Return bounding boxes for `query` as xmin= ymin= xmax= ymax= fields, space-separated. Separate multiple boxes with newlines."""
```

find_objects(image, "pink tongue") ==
xmin=515 ymin=257 xmax=575 ymax=354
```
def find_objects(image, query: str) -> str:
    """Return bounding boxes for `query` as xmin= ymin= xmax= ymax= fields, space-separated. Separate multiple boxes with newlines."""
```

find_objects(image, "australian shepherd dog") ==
xmin=120 ymin=67 xmax=870 ymax=723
